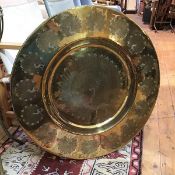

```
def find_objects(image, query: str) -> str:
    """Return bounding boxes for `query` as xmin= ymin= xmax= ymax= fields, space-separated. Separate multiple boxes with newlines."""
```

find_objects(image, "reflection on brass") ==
xmin=11 ymin=6 xmax=160 ymax=159
xmin=42 ymin=38 xmax=137 ymax=134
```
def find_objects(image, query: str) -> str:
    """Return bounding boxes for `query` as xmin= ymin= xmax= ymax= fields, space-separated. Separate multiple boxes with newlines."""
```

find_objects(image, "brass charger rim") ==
xmin=11 ymin=6 xmax=160 ymax=159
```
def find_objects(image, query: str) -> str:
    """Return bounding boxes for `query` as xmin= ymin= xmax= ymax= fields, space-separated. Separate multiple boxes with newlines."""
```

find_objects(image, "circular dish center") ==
xmin=42 ymin=38 xmax=136 ymax=134
xmin=52 ymin=48 xmax=128 ymax=125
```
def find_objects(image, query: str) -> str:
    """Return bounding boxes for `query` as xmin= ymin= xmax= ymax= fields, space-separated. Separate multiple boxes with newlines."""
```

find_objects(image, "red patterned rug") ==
xmin=0 ymin=129 xmax=143 ymax=175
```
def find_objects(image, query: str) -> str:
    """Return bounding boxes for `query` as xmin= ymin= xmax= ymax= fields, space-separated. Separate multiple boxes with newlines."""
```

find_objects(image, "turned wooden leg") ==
xmin=0 ymin=156 xmax=4 ymax=175
xmin=0 ymin=82 xmax=11 ymax=127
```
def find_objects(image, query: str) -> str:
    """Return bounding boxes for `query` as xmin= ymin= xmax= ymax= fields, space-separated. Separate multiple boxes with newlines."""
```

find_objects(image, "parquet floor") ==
xmin=128 ymin=14 xmax=175 ymax=175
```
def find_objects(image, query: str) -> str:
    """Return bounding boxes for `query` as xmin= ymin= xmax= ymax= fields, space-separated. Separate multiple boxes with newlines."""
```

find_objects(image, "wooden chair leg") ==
xmin=0 ymin=82 xmax=11 ymax=127
xmin=0 ymin=156 xmax=4 ymax=175
xmin=0 ymin=111 xmax=24 ymax=145
xmin=170 ymin=18 xmax=175 ymax=33
xmin=0 ymin=81 xmax=23 ymax=144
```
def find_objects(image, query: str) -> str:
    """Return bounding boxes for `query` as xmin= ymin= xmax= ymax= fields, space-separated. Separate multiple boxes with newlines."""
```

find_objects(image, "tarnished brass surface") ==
xmin=11 ymin=6 xmax=160 ymax=159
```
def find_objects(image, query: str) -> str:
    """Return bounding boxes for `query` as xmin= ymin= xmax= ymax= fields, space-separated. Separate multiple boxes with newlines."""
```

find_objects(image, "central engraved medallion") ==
xmin=42 ymin=38 xmax=136 ymax=134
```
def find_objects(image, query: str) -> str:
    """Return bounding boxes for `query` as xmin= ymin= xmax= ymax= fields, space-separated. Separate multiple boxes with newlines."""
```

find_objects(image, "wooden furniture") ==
xmin=149 ymin=1 xmax=158 ymax=28
xmin=169 ymin=3 xmax=175 ymax=21
xmin=150 ymin=0 xmax=174 ymax=32
xmin=0 ymin=79 xmax=12 ymax=127
xmin=0 ymin=156 xmax=3 ymax=175
xmin=0 ymin=42 xmax=22 ymax=50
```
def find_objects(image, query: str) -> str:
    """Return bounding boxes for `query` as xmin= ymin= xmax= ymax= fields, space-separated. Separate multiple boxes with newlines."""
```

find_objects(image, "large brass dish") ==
xmin=11 ymin=6 xmax=160 ymax=159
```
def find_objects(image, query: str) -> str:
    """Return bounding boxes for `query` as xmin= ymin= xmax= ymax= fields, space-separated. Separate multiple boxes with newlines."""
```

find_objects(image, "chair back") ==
xmin=73 ymin=0 xmax=81 ymax=6
xmin=44 ymin=0 xmax=75 ymax=16
xmin=80 ymin=0 xmax=93 ymax=5
xmin=155 ymin=0 xmax=172 ymax=21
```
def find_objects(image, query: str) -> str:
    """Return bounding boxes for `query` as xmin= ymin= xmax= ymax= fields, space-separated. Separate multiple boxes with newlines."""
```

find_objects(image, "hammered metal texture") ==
xmin=11 ymin=6 xmax=160 ymax=159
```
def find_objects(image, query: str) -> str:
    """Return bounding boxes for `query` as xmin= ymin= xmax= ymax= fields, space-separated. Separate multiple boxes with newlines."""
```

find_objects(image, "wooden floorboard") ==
xmin=142 ymin=118 xmax=161 ymax=175
xmin=159 ymin=118 xmax=175 ymax=175
xmin=157 ymin=76 xmax=174 ymax=118
xmin=128 ymin=14 xmax=175 ymax=175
